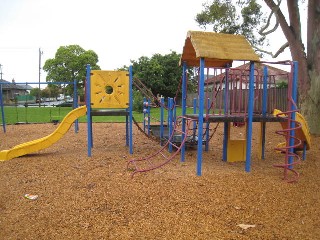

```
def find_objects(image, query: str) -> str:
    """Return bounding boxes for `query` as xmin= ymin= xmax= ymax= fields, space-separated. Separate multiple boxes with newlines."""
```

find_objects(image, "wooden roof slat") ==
xmin=180 ymin=31 xmax=260 ymax=67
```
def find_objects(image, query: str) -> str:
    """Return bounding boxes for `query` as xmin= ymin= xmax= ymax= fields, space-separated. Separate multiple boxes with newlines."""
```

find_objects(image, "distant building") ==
xmin=0 ymin=79 xmax=33 ymax=104
xmin=204 ymin=62 xmax=289 ymax=90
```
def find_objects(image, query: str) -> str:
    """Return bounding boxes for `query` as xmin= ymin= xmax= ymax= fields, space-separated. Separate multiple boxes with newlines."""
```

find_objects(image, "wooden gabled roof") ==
xmin=180 ymin=31 xmax=260 ymax=67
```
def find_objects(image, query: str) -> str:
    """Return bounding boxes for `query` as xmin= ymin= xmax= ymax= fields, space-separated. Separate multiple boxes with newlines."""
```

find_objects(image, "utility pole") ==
xmin=0 ymin=64 xmax=3 ymax=80
xmin=38 ymin=48 xmax=43 ymax=107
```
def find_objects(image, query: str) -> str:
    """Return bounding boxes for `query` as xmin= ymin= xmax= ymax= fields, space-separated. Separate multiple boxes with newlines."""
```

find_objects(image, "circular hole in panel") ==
xmin=105 ymin=85 xmax=113 ymax=94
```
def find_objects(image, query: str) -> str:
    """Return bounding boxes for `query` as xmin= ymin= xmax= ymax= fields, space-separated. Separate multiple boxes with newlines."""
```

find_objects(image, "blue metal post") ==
xmin=86 ymin=64 xmax=92 ymax=157
xmin=288 ymin=61 xmax=298 ymax=166
xmin=129 ymin=65 xmax=133 ymax=154
xmin=302 ymin=142 xmax=307 ymax=160
xmin=168 ymin=98 xmax=173 ymax=153
xmin=196 ymin=58 xmax=205 ymax=176
xmin=261 ymin=66 xmax=268 ymax=159
xmin=181 ymin=62 xmax=187 ymax=162
xmin=143 ymin=97 xmax=147 ymax=133
xmin=125 ymin=70 xmax=129 ymax=147
xmin=222 ymin=66 xmax=230 ymax=161
xmin=0 ymin=84 xmax=6 ymax=133
xmin=245 ymin=62 xmax=255 ymax=172
xmin=147 ymin=99 xmax=151 ymax=136
xmin=173 ymin=98 xmax=177 ymax=123
xmin=160 ymin=97 xmax=164 ymax=144
xmin=222 ymin=124 xmax=228 ymax=161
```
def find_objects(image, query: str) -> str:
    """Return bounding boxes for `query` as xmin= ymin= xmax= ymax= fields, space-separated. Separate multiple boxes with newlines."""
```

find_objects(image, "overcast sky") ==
xmin=0 ymin=0 xmax=302 ymax=85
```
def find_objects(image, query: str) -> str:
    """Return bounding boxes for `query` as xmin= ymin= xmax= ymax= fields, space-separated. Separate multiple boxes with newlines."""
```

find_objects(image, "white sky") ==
xmin=0 ymin=0 xmax=306 ymax=85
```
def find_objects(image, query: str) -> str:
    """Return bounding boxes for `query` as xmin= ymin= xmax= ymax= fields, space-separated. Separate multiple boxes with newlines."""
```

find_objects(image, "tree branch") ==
xmin=287 ymin=0 xmax=302 ymax=41
xmin=254 ymin=42 xmax=289 ymax=58
xmin=259 ymin=0 xmax=281 ymax=36
xmin=263 ymin=0 xmax=295 ymax=44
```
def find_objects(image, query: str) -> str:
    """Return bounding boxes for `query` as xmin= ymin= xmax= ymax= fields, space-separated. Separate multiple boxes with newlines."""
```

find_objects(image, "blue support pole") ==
xmin=222 ymin=66 xmax=230 ymax=161
xmin=86 ymin=64 xmax=92 ymax=157
xmin=181 ymin=62 xmax=187 ymax=162
xmin=0 ymin=84 xmax=6 ymax=133
xmin=160 ymin=97 xmax=164 ymax=144
xmin=196 ymin=58 xmax=205 ymax=176
xmin=143 ymin=97 xmax=147 ymax=133
xmin=129 ymin=65 xmax=133 ymax=154
xmin=302 ymin=142 xmax=307 ymax=160
xmin=168 ymin=98 xmax=173 ymax=153
xmin=288 ymin=61 xmax=298 ymax=166
xmin=147 ymin=99 xmax=151 ymax=136
xmin=261 ymin=66 xmax=268 ymax=159
xmin=173 ymin=98 xmax=177 ymax=123
xmin=222 ymin=123 xmax=228 ymax=161
xmin=245 ymin=61 xmax=255 ymax=172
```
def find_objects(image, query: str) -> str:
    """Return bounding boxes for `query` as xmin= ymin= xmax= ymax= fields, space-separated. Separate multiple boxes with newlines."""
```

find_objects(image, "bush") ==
xmin=132 ymin=90 xmax=144 ymax=112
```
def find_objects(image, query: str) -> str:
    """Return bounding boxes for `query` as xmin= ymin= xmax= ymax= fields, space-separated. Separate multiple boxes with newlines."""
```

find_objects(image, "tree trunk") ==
xmin=300 ymin=0 xmax=320 ymax=135
xmin=264 ymin=0 xmax=320 ymax=134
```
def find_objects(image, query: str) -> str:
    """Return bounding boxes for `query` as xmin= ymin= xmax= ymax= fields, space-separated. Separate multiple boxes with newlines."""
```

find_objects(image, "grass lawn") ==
xmin=0 ymin=106 xmax=195 ymax=125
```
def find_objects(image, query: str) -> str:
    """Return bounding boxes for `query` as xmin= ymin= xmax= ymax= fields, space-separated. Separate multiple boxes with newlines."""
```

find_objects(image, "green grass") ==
xmin=0 ymin=106 xmax=195 ymax=124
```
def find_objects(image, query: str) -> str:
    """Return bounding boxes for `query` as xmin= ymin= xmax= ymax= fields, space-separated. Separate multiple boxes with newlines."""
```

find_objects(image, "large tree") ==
xmin=196 ymin=0 xmax=320 ymax=135
xmin=43 ymin=45 xmax=100 ymax=95
xmin=130 ymin=51 xmax=190 ymax=99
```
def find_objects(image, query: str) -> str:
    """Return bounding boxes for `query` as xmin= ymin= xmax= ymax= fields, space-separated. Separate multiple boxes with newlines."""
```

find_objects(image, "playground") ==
xmin=0 ymin=122 xmax=319 ymax=239
xmin=0 ymin=31 xmax=319 ymax=238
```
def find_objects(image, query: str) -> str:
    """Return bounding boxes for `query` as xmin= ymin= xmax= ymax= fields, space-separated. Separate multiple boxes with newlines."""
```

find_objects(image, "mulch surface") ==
xmin=0 ymin=122 xmax=319 ymax=239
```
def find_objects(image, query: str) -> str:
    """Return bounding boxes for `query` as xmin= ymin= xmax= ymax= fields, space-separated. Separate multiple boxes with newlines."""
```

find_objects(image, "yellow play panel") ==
xmin=90 ymin=70 xmax=129 ymax=109
xmin=227 ymin=122 xmax=246 ymax=162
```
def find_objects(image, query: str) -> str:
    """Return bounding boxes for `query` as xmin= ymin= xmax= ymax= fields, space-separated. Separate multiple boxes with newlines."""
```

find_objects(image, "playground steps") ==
xmin=149 ymin=124 xmax=203 ymax=147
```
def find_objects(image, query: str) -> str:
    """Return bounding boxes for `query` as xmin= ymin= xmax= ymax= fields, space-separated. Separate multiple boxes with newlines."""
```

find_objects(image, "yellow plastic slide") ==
xmin=273 ymin=109 xmax=311 ymax=151
xmin=0 ymin=106 xmax=87 ymax=161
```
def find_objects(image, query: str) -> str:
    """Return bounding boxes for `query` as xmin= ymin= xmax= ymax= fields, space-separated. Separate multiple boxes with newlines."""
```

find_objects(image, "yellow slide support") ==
xmin=273 ymin=109 xmax=311 ymax=151
xmin=0 ymin=106 xmax=87 ymax=161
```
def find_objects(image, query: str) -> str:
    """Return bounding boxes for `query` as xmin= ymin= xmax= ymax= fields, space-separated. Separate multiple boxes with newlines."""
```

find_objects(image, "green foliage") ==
xmin=47 ymin=84 xmax=60 ymax=98
xmin=131 ymin=51 xmax=191 ymax=98
xmin=29 ymin=85 xmax=60 ymax=99
xmin=132 ymin=89 xmax=144 ymax=113
xmin=276 ymin=81 xmax=288 ymax=89
xmin=195 ymin=0 xmax=266 ymax=48
xmin=40 ymin=88 xmax=51 ymax=98
xmin=43 ymin=45 xmax=101 ymax=96
xmin=30 ymin=88 xmax=41 ymax=97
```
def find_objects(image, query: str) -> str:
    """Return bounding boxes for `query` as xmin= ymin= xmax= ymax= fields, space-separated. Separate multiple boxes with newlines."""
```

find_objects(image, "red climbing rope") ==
xmin=127 ymin=116 xmax=196 ymax=177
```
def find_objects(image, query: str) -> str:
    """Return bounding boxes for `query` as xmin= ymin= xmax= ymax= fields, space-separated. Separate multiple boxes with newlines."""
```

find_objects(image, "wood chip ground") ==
xmin=0 ymin=122 xmax=319 ymax=239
